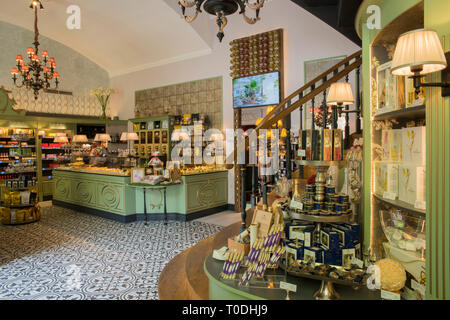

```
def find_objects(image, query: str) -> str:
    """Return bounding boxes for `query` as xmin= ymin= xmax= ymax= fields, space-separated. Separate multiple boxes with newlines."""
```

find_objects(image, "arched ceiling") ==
xmin=0 ymin=0 xmax=212 ymax=77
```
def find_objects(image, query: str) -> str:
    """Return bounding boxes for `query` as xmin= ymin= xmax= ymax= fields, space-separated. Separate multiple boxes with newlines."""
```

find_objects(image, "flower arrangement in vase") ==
xmin=90 ymin=88 xmax=115 ymax=119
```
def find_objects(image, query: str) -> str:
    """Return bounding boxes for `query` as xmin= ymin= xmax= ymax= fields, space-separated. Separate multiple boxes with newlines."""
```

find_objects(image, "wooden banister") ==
xmin=224 ymin=50 xmax=362 ymax=167
xmin=257 ymin=57 xmax=362 ymax=130
xmin=256 ymin=50 xmax=362 ymax=131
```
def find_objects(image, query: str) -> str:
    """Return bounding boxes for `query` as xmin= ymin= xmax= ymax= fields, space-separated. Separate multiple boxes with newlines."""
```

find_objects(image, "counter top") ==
xmin=204 ymin=254 xmax=381 ymax=300
xmin=54 ymin=167 xmax=130 ymax=177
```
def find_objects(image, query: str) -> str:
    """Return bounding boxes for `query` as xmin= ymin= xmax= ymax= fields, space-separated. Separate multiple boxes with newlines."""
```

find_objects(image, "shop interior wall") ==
xmin=109 ymin=0 xmax=361 ymax=205
xmin=0 ymin=21 xmax=109 ymax=97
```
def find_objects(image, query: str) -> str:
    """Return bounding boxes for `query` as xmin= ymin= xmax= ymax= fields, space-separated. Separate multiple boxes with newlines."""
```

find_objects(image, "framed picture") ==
xmin=162 ymin=120 xmax=169 ymax=129
xmin=147 ymin=121 xmax=154 ymax=130
xmin=131 ymin=168 xmax=145 ymax=184
xmin=376 ymin=61 xmax=405 ymax=113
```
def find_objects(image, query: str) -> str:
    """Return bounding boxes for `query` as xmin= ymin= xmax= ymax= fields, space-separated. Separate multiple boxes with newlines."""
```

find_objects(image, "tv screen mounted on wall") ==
xmin=233 ymin=71 xmax=280 ymax=109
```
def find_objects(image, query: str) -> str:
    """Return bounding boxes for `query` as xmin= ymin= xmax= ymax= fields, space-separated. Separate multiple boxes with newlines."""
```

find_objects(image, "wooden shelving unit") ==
xmin=374 ymin=105 xmax=425 ymax=121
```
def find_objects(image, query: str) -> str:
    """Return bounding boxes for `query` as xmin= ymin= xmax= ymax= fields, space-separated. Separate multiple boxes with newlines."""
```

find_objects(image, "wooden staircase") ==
xmin=233 ymin=50 xmax=363 ymax=213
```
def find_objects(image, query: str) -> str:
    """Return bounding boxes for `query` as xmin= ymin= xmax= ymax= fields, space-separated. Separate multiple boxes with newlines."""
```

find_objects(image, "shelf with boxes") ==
xmin=131 ymin=114 xmax=211 ymax=167
xmin=369 ymin=26 xmax=427 ymax=295
xmin=131 ymin=116 xmax=173 ymax=161
xmin=0 ymin=131 xmax=40 ymax=225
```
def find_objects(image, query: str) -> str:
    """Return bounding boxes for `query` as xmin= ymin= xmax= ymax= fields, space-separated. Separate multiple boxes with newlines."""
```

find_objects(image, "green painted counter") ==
xmin=204 ymin=254 xmax=380 ymax=300
xmin=53 ymin=169 xmax=228 ymax=222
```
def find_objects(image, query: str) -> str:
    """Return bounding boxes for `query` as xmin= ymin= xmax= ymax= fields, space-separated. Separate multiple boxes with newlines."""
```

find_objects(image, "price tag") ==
xmin=280 ymin=281 xmax=297 ymax=293
xmin=290 ymin=200 xmax=303 ymax=210
xmin=297 ymin=149 xmax=306 ymax=157
xmin=383 ymin=192 xmax=397 ymax=200
xmin=381 ymin=290 xmax=401 ymax=300
xmin=411 ymin=279 xmax=426 ymax=296
xmin=351 ymin=257 xmax=364 ymax=268
xmin=414 ymin=200 xmax=426 ymax=210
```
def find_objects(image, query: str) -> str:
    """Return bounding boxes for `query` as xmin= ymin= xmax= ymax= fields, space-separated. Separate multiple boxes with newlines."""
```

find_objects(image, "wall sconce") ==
xmin=391 ymin=29 xmax=450 ymax=97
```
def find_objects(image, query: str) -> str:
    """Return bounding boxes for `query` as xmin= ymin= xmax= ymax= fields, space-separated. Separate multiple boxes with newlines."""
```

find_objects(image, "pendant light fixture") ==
xmin=179 ymin=0 xmax=265 ymax=42
xmin=10 ymin=0 xmax=60 ymax=100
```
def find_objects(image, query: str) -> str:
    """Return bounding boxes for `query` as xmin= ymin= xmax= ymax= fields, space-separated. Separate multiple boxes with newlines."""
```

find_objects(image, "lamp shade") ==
xmin=54 ymin=136 xmax=69 ymax=143
xmin=73 ymin=135 xmax=88 ymax=143
xmin=391 ymin=29 xmax=447 ymax=76
xmin=327 ymin=82 xmax=354 ymax=106
xmin=94 ymin=134 xmax=100 ymax=141
xmin=120 ymin=132 xmax=139 ymax=141
xmin=126 ymin=132 xmax=139 ymax=141
xmin=97 ymin=134 xmax=111 ymax=142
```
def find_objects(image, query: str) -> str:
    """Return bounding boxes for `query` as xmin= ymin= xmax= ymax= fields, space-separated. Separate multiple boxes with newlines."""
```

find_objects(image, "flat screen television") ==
xmin=233 ymin=71 xmax=280 ymax=109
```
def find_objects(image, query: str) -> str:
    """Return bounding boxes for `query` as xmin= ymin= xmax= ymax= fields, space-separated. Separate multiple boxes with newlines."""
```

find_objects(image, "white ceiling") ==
xmin=0 ymin=0 xmax=212 ymax=77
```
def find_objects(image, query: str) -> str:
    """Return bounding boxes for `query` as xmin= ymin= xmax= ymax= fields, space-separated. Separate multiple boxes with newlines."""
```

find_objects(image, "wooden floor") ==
xmin=158 ymin=195 xmax=278 ymax=300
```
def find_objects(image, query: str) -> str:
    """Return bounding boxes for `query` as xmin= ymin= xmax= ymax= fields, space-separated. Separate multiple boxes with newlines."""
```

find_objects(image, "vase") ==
xmin=101 ymin=105 xmax=107 ymax=120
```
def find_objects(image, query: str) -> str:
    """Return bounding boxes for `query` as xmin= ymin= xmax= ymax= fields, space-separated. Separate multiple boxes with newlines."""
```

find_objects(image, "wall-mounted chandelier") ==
xmin=179 ymin=0 xmax=265 ymax=42
xmin=10 ymin=0 xmax=60 ymax=100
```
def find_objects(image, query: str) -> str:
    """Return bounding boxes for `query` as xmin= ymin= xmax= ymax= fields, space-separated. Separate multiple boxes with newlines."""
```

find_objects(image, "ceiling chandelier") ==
xmin=10 ymin=0 xmax=60 ymax=100
xmin=179 ymin=0 xmax=265 ymax=42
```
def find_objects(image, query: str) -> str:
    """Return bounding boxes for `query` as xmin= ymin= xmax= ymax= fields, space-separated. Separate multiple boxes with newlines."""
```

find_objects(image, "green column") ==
xmin=424 ymin=0 xmax=450 ymax=301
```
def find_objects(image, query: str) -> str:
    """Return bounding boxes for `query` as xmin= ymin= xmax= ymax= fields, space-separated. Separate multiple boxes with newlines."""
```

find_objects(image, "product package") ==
xmin=322 ymin=247 xmax=343 ymax=266
xmin=399 ymin=164 xmax=426 ymax=205
xmin=298 ymin=130 xmax=307 ymax=159
xmin=332 ymin=225 xmax=355 ymax=248
xmin=286 ymin=222 xmax=314 ymax=239
xmin=0 ymin=207 xmax=10 ymax=224
xmin=402 ymin=126 xmax=426 ymax=165
xmin=321 ymin=129 xmax=333 ymax=161
xmin=333 ymin=129 xmax=344 ymax=161
xmin=320 ymin=229 xmax=340 ymax=250
xmin=286 ymin=241 xmax=304 ymax=261
xmin=304 ymin=246 xmax=323 ymax=264
xmin=374 ymin=162 xmax=399 ymax=197
xmin=381 ymin=130 xmax=392 ymax=161
xmin=390 ymin=129 xmax=403 ymax=162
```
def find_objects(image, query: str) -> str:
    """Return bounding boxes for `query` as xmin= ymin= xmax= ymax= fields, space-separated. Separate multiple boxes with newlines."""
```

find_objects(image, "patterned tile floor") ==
xmin=0 ymin=206 xmax=222 ymax=300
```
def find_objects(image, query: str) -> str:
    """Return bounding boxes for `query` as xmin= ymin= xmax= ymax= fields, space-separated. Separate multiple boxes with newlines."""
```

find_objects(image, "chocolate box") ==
xmin=322 ymin=247 xmax=342 ymax=266
xmin=304 ymin=246 xmax=323 ymax=264
xmin=322 ymin=129 xmax=333 ymax=161
xmin=320 ymin=229 xmax=340 ymax=250
xmin=332 ymin=129 xmax=344 ymax=161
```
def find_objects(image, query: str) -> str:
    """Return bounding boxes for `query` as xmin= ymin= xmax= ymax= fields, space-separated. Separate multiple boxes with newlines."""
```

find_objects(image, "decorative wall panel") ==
xmin=7 ymin=87 xmax=101 ymax=117
xmin=230 ymin=29 xmax=283 ymax=79
xmin=135 ymin=77 xmax=223 ymax=129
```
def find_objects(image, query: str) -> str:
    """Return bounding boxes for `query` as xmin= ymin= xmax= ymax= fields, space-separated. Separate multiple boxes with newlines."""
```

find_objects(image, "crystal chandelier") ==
xmin=10 ymin=0 xmax=60 ymax=100
xmin=179 ymin=0 xmax=265 ymax=42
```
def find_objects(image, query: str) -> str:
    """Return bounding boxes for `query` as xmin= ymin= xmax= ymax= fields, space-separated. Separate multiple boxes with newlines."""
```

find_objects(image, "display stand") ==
xmin=1 ymin=135 xmax=39 ymax=225
xmin=288 ymin=160 xmax=358 ymax=300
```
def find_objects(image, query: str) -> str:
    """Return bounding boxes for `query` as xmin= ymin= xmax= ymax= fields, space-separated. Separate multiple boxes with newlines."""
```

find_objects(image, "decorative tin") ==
xmin=325 ymin=185 xmax=336 ymax=194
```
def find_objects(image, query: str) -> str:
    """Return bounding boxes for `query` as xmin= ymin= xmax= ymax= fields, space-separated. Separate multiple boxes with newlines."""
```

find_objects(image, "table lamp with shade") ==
xmin=72 ymin=135 xmax=88 ymax=144
xmin=94 ymin=133 xmax=111 ymax=149
xmin=54 ymin=132 xmax=69 ymax=144
xmin=120 ymin=132 xmax=139 ymax=157
xmin=391 ymin=28 xmax=450 ymax=97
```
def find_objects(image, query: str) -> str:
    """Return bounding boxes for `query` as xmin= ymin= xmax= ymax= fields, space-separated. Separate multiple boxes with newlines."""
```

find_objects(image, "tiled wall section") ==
xmin=135 ymin=77 xmax=223 ymax=129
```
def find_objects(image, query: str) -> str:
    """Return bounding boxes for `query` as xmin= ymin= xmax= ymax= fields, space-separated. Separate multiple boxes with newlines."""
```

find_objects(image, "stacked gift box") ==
xmin=298 ymin=129 xmax=344 ymax=161
xmin=375 ymin=126 xmax=426 ymax=206
xmin=285 ymin=222 xmax=361 ymax=267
